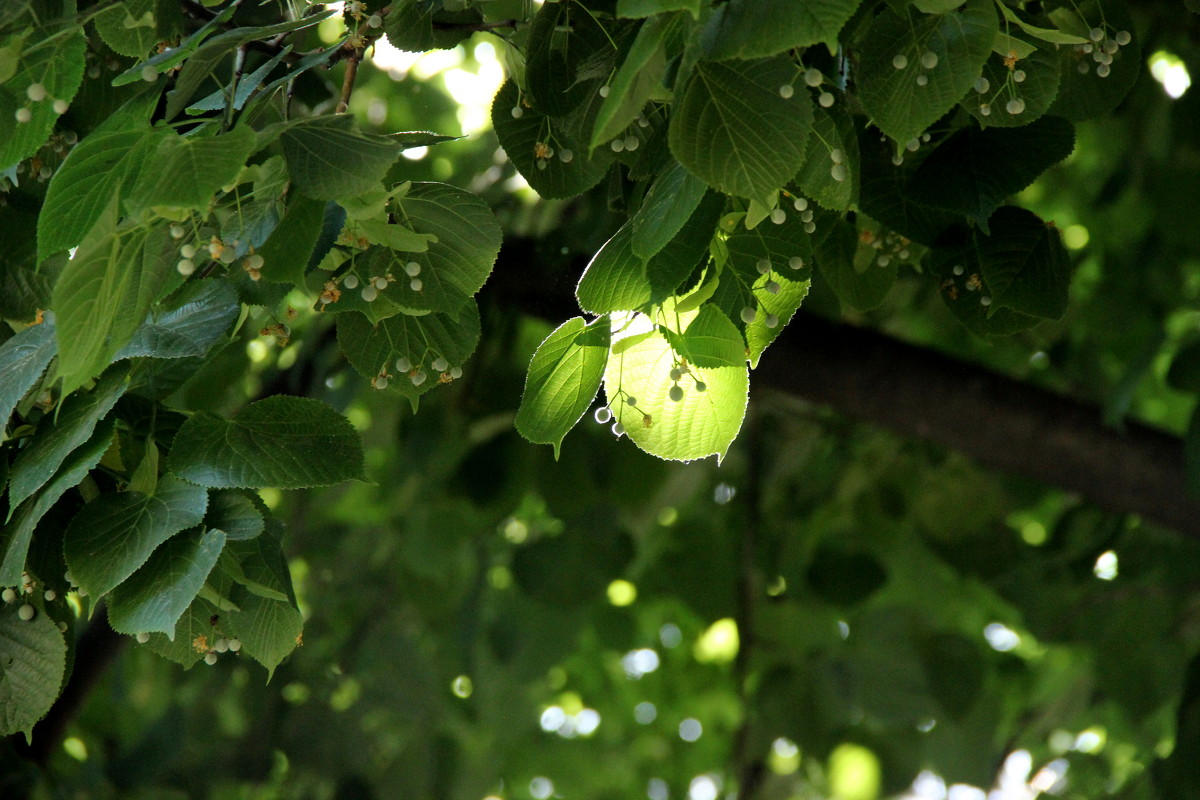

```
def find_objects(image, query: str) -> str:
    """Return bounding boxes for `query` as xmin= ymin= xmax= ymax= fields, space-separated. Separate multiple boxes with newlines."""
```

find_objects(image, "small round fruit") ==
xmin=778 ymin=84 xmax=794 ymax=99
xmin=921 ymin=51 xmax=939 ymax=69
xmin=449 ymin=366 xmax=463 ymax=379
xmin=410 ymin=278 xmax=423 ymax=291
xmin=740 ymin=306 xmax=757 ymax=324
xmin=432 ymin=357 xmax=449 ymax=372
xmin=361 ymin=285 xmax=378 ymax=302
xmin=595 ymin=406 xmax=612 ymax=424
xmin=26 ymin=83 xmax=46 ymax=102
xmin=395 ymin=357 xmax=412 ymax=372
xmin=892 ymin=53 xmax=908 ymax=70
xmin=668 ymin=385 xmax=684 ymax=402
xmin=1005 ymin=98 xmax=1025 ymax=115
xmin=205 ymin=652 xmax=218 ymax=665
xmin=830 ymin=163 xmax=848 ymax=182
xmin=136 ymin=632 xmax=151 ymax=643
xmin=53 ymin=99 xmax=69 ymax=114
xmin=804 ymin=68 xmax=823 ymax=86
xmin=1 ymin=588 xmax=15 ymax=603
xmin=669 ymin=367 xmax=683 ymax=381
xmin=18 ymin=604 xmax=34 ymax=621
xmin=14 ymin=107 xmax=31 ymax=123
xmin=625 ymin=395 xmax=637 ymax=405
xmin=511 ymin=106 xmax=523 ymax=119
xmin=818 ymin=91 xmax=834 ymax=107
xmin=765 ymin=313 xmax=780 ymax=328
xmin=228 ymin=638 xmax=242 ymax=652
xmin=374 ymin=375 xmax=389 ymax=390
xmin=411 ymin=371 xmax=427 ymax=387
xmin=342 ymin=273 xmax=360 ymax=289
xmin=405 ymin=261 xmax=421 ymax=276
xmin=770 ymin=208 xmax=786 ymax=224
xmin=177 ymin=259 xmax=195 ymax=276
xmin=789 ymin=256 xmax=804 ymax=270
xmin=694 ymin=381 xmax=707 ymax=393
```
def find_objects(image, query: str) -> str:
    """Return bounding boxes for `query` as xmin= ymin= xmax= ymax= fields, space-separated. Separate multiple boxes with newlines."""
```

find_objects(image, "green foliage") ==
xmin=2 ymin=1 xmax=1192 ymax=797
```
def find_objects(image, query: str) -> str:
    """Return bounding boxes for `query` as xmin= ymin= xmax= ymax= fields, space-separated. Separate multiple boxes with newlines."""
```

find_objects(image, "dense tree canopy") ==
xmin=2 ymin=0 xmax=1200 ymax=798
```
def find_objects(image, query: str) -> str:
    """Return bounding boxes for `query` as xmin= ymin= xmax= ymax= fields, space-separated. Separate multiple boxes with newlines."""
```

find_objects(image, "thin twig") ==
xmin=431 ymin=18 xmax=518 ymax=32
xmin=335 ymin=48 xmax=362 ymax=113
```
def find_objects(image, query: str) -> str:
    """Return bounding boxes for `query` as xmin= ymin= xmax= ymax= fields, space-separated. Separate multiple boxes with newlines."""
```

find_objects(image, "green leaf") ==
xmin=38 ymin=121 xmax=162 ymax=261
xmin=523 ymin=0 xmax=613 ymax=117
xmin=363 ymin=182 xmax=501 ymax=316
xmin=604 ymin=320 xmax=748 ymax=462
xmin=62 ymin=476 xmax=209 ymax=599
xmin=115 ymin=279 xmax=240 ymax=360
xmin=383 ymin=0 xmax=437 ymax=52
xmin=590 ymin=14 xmax=673 ymax=150
xmin=700 ymin=0 xmax=861 ymax=59
xmin=813 ymin=215 xmax=897 ymax=312
xmin=961 ymin=42 xmax=1062 ymax=128
xmin=680 ymin=305 xmax=746 ymax=368
xmin=186 ymin=45 xmax=292 ymax=115
xmin=228 ymin=591 xmax=302 ymax=679
xmin=168 ymin=396 xmax=365 ymax=489
xmin=94 ymin=0 xmax=160 ymax=58
xmin=577 ymin=192 xmax=723 ymax=314
xmin=163 ymin=12 xmax=332 ymax=119
xmin=930 ymin=225 xmax=1044 ymax=336
xmin=906 ymin=117 xmax=1075 ymax=229
xmin=127 ymin=126 xmax=257 ymax=213
xmin=141 ymin=597 xmax=210 ymax=667
xmin=996 ymin=2 xmax=1088 ymax=46
xmin=976 ymin=206 xmax=1070 ymax=319
xmin=7 ymin=365 xmax=129 ymax=513
xmin=515 ymin=317 xmax=611 ymax=455
xmin=669 ymin=57 xmax=813 ymax=201
xmin=743 ymin=273 xmax=810 ymax=367
xmin=855 ymin=128 xmax=960 ymax=246
xmin=0 ymin=320 xmax=56 ymax=425
xmin=0 ymin=600 xmax=67 ymax=737
xmin=1046 ymin=0 xmax=1140 ymax=121
xmin=492 ymin=79 xmax=614 ymax=200
xmin=0 ymin=28 xmax=85 ymax=172
xmin=257 ymin=194 xmax=326 ymax=285
xmin=204 ymin=490 xmax=265 ymax=542
xmin=281 ymin=115 xmax=402 ymax=201
xmin=52 ymin=210 xmax=175 ymax=395
xmin=0 ymin=418 xmax=115 ymax=587
xmin=794 ymin=103 xmax=860 ymax=212
xmin=631 ymin=159 xmax=708 ymax=261
xmin=336 ymin=304 xmax=482 ymax=408
xmin=107 ymin=528 xmax=227 ymax=638
xmin=856 ymin=0 xmax=998 ymax=146
xmin=617 ymin=0 xmax=700 ymax=17
xmin=112 ymin=3 xmax=238 ymax=85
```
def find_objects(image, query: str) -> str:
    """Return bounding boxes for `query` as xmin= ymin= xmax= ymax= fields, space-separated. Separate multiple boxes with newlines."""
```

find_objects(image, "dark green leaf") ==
xmin=107 ymin=528 xmax=227 ymax=638
xmin=281 ymin=115 xmax=402 ymax=201
xmin=0 ymin=600 xmax=67 ymax=737
xmin=631 ymin=159 xmax=708 ymax=261
xmin=257 ymin=194 xmax=326 ymax=285
xmin=617 ymin=0 xmax=700 ymax=17
xmin=63 ymin=476 xmax=209 ymax=599
xmin=116 ymin=279 xmax=240 ymax=360
xmin=669 ymin=57 xmax=813 ymax=201
xmin=204 ymin=490 xmax=265 ymax=542
xmin=1046 ymin=0 xmax=1140 ymax=121
xmin=0 ymin=320 xmax=56 ymax=425
xmin=794 ymin=103 xmax=860 ymax=212
xmin=813 ymin=215 xmax=897 ymax=312
xmin=93 ymin=0 xmax=160 ymax=58
xmin=977 ymin=206 xmax=1070 ymax=319
xmin=7 ymin=365 xmax=129 ymax=513
xmin=961 ymin=43 xmax=1062 ymax=128
xmin=0 ymin=29 xmax=85 ymax=172
xmin=524 ymin=1 xmax=613 ymax=117
xmin=126 ymin=126 xmax=257 ymax=213
xmin=591 ymin=14 xmax=673 ymax=150
xmin=168 ymin=396 xmax=365 ymax=489
xmin=856 ymin=0 xmax=998 ymax=146
xmin=700 ymin=0 xmax=861 ymax=59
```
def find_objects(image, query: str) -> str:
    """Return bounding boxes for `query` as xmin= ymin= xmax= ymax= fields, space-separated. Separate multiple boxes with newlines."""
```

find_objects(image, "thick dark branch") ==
xmin=485 ymin=237 xmax=1200 ymax=539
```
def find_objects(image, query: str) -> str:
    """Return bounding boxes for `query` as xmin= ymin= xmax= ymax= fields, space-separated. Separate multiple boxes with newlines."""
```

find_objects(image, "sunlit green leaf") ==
xmin=515 ymin=317 xmax=611 ymax=455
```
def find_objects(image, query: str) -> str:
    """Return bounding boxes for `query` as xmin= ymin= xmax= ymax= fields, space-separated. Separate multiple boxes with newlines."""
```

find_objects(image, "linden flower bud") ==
xmin=137 ymin=632 xmax=151 ymax=643
xmin=367 ymin=14 xmax=382 ymax=28
xmin=246 ymin=253 xmax=265 ymax=270
xmin=26 ymin=83 xmax=46 ymax=102
xmin=1115 ymin=30 xmax=1131 ymax=46
xmin=624 ymin=135 xmax=639 ymax=151
xmin=44 ymin=589 xmax=56 ymax=601
xmin=1006 ymin=97 xmax=1025 ymax=115
xmin=172 ymin=225 xmax=187 ymax=241
xmin=610 ymin=138 xmax=625 ymax=153
xmin=342 ymin=273 xmax=360 ymax=289
xmin=432 ymin=356 xmax=449 ymax=372
xmin=15 ymin=108 xmax=31 ymax=123
xmin=625 ymin=395 xmax=637 ymax=405
xmin=372 ymin=275 xmax=388 ymax=290
xmin=766 ymin=280 xmax=781 ymax=295
xmin=668 ymin=385 xmax=684 ymax=402
xmin=595 ymin=406 xmax=612 ymax=424
xmin=916 ymin=74 xmax=928 ymax=86
xmin=1013 ymin=69 xmax=1027 ymax=83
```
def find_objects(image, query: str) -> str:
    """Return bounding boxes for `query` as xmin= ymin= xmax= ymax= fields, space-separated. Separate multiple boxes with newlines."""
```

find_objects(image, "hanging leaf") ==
xmin=0 ymin=600 xmax=67 ymax=737
xmin=107 ymin=528 xmax=227 ymax=638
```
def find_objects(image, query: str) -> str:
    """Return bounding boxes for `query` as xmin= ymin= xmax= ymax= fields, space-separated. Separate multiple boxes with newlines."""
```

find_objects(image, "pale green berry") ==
xmin=559 ymin=149 xmax=574 ymax=163
xmin=770 ymin=208 xmax=786 ymax=224
xmin=818 ymin=91 xmax=834 ymax=107
xmin=779 ymin=84 xmax=794 ymax=99
xmin=228 ymin=638 xmax=242 ymax=652
xmin=180 ymin=243 xmax=196 ymax=258
xmin=342 ymin=273 xmax=360 ymax=289
xmin=177 ymin=259 xmax=195 ymax=276
xmin=44 ymin=589 xmax=56 ymax=601
xmin=1115 ymin=30 xmax=1131 ymax=46
xmin=975 ymin=76 xmax=989 ymax=93
xmin=892 ymin=54 xmax=908 ymax=70
xmin=981 ymin=296 xmax=992 ymax=306
xmin=536 ymin=160 xmax=548 ymax=171
xmin=1006 ymin=98 xmax=1025 ymax=115
xmin=804 ymin=221 xmax=816 ymax=234
xmin=625 ymin=395 xmax=637 ymax=405
xmin=793 ymin=196 xmax=808 ymax=211
xmin=789 ymin=256 xmax=804 ymax=270
xmin=980 ymin=103 xmax=992 ymax=115
xmin=668 ymin=385 xmax=684 ymax=402
xmin=361 ymin=285 xmax=378 ymax=302
xmin=432 ymin=357 xmax=449 ymax=372
xmin=405 ymin=261 xmax=421 ymax=276
xmin=18 ymin=604 xmax=34 ymax=621
xmin=1 ymin=588 xmax=14 ymax=603
xmin=831 ymin=163 xmax=848 ymax=182
xmin=395 ymin=357 xmax=412 ymax=372
xmin=599 ymin=85 xmax=610 ymax=98
xmin=595 ymin=406 xmax=612 ymax=424
xmin=694 ymin=381 xmax=707 ymax=393
xmin=214 ymin=637 xmax=230 ymax=653
xmin=374 ymin=375 xmax=389 ymax=390
xmin=449 ymin=366 xmax=463 ymax=379
xmin=766 ymin=280 xmax=781 ymax=295
xmin=669 ymin=367 xmax=683 ymax=381
xmin=624 ymin=135 xmax=639 ymax=151
xmin=1096 ymin=64 xmax=1110 ymax=78
xmin=830 ymin=148 xmax=844 ymax=164
xmin=612 ymin=421 xmax=625 ymax=436
xmin=765 ymin=313 xmax=779 ymax=328
xmin=367 ymin=14 xmax=382 ymax=27
xmin=611 ymin=138 xmax=625 ymax=152
xmin=14 ymin=107 xmax=31 ymax=123
xmin=410 ymin=278 xmax=423 ymax=291
xmin=205 ymin=652 xmax=218 ymax=665
xmin=246 ymin=253 xmax=265 ymax=270
xmin=142 ymin=65 xmax=157 ymax=82
xmin=372 ymin=275 xmax=388 ymax=290
xmin=756 ymin=258 xmax=771 ymax=274
xmin=137 ymin=632 xmax=151 ymax=643
xmin=804 ymin=67 xmax=823 ymax=86
xmin=800 ymin=209 xmax=814 ymax=223
xmin=1089 ymin=27 xmax=1104 ymax=42
xmin=26 ymin=83 xmax=46 ymax=102
xmin=953 ymin=264 xmax=965 ymax=275
xmin=740 ymin=306 xmax=757 ymax=324
xmin=921 ymin=51 xmax=938 ymax=69
xmin=411 ymin=370 xmax=427 ymax=387
xmin=1013 ymin=69 xmax=1026 ymax=83
xmin=1077 ymin=61 xmax=1090 ymax=75
xmin=511 ymin=106 xmax=524 ymax=119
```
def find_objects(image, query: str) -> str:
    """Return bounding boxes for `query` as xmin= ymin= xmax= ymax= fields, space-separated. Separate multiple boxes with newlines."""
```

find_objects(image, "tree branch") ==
xmin=484 ymin=237 xmax=1200 ymax=540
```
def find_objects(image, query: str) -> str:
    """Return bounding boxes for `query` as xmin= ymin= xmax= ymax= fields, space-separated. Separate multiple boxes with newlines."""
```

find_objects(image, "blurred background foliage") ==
xmin=5 ymin=1 xmax=1200 ymax=799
